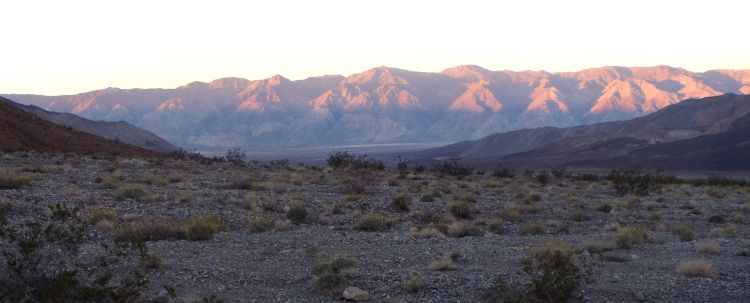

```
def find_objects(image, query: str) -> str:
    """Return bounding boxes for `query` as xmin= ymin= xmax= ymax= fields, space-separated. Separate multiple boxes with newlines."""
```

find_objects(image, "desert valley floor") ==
xmin=0 ymin=152 xmax=748 ymax=302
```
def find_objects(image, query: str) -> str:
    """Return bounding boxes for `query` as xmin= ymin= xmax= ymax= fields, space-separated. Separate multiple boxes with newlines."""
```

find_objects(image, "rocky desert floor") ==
xmin=0 ymin=152 xmax=748 ymax=302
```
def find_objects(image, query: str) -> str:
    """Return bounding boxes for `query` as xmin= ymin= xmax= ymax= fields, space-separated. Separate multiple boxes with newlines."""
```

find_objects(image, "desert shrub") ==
xmin=183 ymin=213 xmax=226 ymax=238
xmin=0 ymin=219 xmax=145 ymax=302
xmin=286 ymin=205 xmax=308 ymax=223
xmin=432 ymin=156 xmax=473 ymax=177
xmin=521 ymin=220 xmax=544 ymax=235
xmin=419 ymin=193 xmax=436 ymax=202
xmin=501 ymin=208 xmax=524 ymax=222
xmin=672 ymin=224 xmax=695 ymax=242
xmin=581 ymin=239 xmax=616 ymax=253
xmin=712 ymin=224 xmax=736 ymax=237
xmin=696 ymin=241 xmax=721 ymax=255
xmin=535 ymin=172 xmax=550 ymax=184
xmin=676 ymin=259 xmax=717 ymax=279
xmin=96 ymin=175 xmax=120 ymax=189
xmin=428 ymin=258 xmax=458 ymax=271
xmin=230 ymin=178 xmax=268 ymax=191
xmin=356 ymin=213 xmax=393 ymax=232
xmin=601 ymin=252 xmax=631 ymax=262
xmin=524 ymin=241 xmax=582 ymax=302
xmin=326 ymin=151 xmax=384 ymax=170
xmin=115 ymin=213 xmax=226 ymax=242
xmin=403 ymin=275 xmax=425 ymax=292
xmin=551 ymin=166 xmax=567 ymax=179
xmin=607 ymin=167 xmax=676 ymax=196
xmin=613 ymin=226 xmax=649 ymax=249
xmin=0 ymin=173 xmax=31 ymax=189
xmin=390 ymin=194 xmax=411 ymax=212
xmin=395 ymin=156 xmax=411 ymax=175
xmin=492 ymin=166 xmax=515 ymax=179
xmin=247 ymin=213 xmax=275 ymax=233
xmin=225 ymin=148 xmax=247 ymax=166
xmin=115 ymin=184 xmax=149 ymax=201
xmin=312 ymin=254 xmax=356 ymax=292
xmin=0 ymin=195 xmax=14 ymax=217
xmin=572 ymin=173 xmax=599 ymax=182
xmin=488 ymin=219 xmax=506 ymax=235
xmin=409 ymin=227 xmax=445 ymax=238
xmin=707 ymin=214 xmax=726 ymax=224
xmin=446 ymin=200 xmax=476 ymax=219
xmin=569 ymin=209 xmax=590 ymax=221
xmin=88 ymin=206 xmax=117 ymax=224
xmin=593 ymin=203 xmax=612 ymax=213
xmin=702 ymin=175 xmax=747 ymax=187
xmin=341 ymin=177 xmax=366 ymax=195
xmin=446 ymin=221 xmax=482 ymax=237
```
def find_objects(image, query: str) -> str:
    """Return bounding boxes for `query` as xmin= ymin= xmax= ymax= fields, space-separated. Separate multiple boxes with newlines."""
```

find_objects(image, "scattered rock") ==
xmin=633 ymin=291 xmax=646 ymax=302
xmin=343 ymin=286 xmax=370 ymax=301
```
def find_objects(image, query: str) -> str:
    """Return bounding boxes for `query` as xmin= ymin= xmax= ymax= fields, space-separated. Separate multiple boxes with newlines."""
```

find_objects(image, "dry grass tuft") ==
xmin=676 ymin=259 xmax=718 ymax=279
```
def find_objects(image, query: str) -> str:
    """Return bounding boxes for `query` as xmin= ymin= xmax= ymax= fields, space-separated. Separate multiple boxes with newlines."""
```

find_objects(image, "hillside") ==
xmin=0 ymin=97 xmax=162 ymax=157
xmin=417 ymin=94 xmax=750 ymax=170
xmin=1 ymin=97 xmax=176 ymax=153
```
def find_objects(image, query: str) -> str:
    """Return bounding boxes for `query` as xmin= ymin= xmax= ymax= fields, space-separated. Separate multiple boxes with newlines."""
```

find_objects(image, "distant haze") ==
xmin=2 ymin=0 xmax=749 ymax=95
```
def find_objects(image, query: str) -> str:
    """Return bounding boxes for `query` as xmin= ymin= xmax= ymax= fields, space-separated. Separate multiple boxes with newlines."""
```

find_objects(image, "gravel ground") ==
xmin=0 ymin=153 xmax=748 ymax=302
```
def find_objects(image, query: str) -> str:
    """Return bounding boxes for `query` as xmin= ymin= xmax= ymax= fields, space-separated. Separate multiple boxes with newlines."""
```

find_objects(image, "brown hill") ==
xmin=416 ymin=93 xmax=750 ymax=170
xmin=0 ymin=96 xmax=162 ymax=157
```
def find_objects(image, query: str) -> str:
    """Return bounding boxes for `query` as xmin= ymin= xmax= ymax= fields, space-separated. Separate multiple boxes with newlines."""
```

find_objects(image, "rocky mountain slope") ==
xmin=0 ymin=96 xmax=162 ymax=157
xmin=1 ymin=97 xmax=176 ymax=153
xmin=418 ymin=94 xmax=750 ymax=170
xmin=5 ymin=66 xmax=750 ymax=148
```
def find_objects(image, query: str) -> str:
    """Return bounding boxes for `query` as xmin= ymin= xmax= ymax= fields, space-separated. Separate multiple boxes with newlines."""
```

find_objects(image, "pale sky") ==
xmin=2 ymin=0 xmax=749 ymax=95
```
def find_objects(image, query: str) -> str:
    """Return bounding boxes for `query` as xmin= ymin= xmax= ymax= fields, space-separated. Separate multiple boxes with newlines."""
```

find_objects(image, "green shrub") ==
xmin=672 ymin=224 xmax=695 ymax=242
xmin=312 ymin=254 xmax=356 ymax=292
xmin=524 ymin=241 xmax=582 ymax=302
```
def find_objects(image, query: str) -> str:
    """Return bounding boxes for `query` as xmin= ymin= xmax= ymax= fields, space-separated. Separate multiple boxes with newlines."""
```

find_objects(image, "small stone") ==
xmin=343 ymin=286 xmax=370 ymax=301
xmin=582 ymin=250 xmax=591 ymax=257
xmin=633 ymin=291 xmax=646 ymax=302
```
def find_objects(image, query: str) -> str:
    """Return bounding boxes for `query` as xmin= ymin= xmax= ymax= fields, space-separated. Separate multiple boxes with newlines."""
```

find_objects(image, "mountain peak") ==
xmin=267 ymin=74 xmax=290 ymax=86
xmin=208 ymin=77 xmax=252 ymax=90
xmin=441 ymin=65 xmax=491 ymax=82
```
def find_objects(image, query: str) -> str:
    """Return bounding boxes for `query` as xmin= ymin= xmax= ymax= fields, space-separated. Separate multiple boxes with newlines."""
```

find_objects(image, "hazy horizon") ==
xmin=3 ymin=0 xmax=749 ymax=95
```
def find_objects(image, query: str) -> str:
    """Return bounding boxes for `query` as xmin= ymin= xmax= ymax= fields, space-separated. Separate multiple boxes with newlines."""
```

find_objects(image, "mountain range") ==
xmin=4 ymin=65 xmax=750 ymax=148
xmin=0 ymin=96 xmax=162 ymax=157
xmin=416 ymin=93 xmax=750 ymax=170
